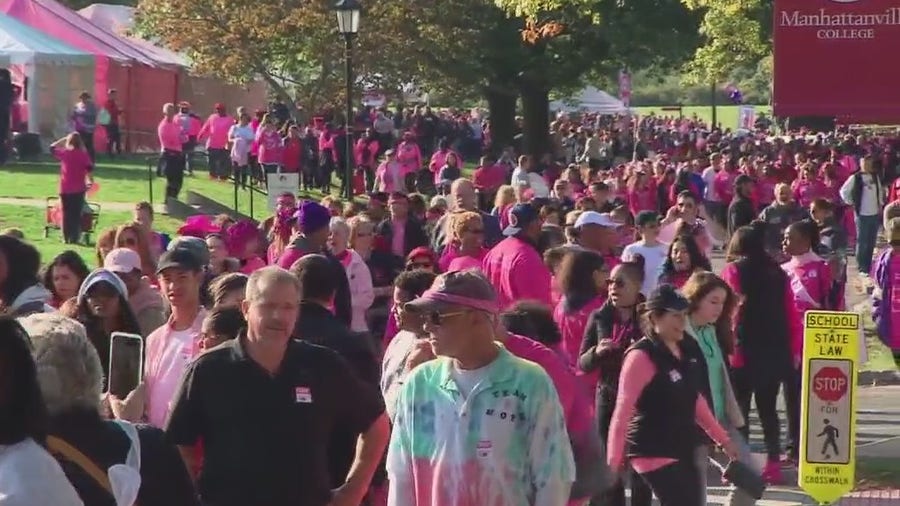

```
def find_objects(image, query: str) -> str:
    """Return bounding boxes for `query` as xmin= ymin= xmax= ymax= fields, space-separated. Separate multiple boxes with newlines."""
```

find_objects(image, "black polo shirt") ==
xmin=164 ymin=335 xmax=385 ymax=506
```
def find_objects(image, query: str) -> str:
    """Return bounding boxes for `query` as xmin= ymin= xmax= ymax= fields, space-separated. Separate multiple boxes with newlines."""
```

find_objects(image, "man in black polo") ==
xmin=164 ymin=266 xmax=389 ymax=506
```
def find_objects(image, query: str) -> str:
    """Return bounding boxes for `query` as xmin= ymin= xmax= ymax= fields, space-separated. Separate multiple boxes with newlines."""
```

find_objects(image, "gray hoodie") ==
xmin=10 ymin=284 xmax=54 ymax=316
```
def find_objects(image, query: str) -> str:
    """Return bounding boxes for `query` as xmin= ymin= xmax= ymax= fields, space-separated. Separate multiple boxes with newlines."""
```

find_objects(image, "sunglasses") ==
xmin=427 ymin=310 xmax=467 ymax=326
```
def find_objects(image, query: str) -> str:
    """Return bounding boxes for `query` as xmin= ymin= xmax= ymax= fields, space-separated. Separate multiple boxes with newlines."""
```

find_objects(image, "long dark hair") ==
xmin=558 ymin=248 xmax=605 ymax=313
xmin=660 ymin=234 xmax=711 ymax=277
xmin=0 ymin=236 xmax=41 ymax=306
xmin=74 ymin=282 xmax=143 ymax=376
xmin=0 ymin=316 xmax=48 ymax=444
xmin=501 ymin=301 xmax=562 ymax=347
xmin=41 ymin=250 xmax=90 ymax=303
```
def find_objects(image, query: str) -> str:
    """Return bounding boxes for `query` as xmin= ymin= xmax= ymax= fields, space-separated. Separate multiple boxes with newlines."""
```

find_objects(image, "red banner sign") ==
xmin=773 ymin=0 xmax=900 ymax=123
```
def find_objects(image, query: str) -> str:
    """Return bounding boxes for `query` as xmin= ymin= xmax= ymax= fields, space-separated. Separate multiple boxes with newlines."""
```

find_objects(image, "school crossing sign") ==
xmin=800 ymin=310 xmax=860 ymax=505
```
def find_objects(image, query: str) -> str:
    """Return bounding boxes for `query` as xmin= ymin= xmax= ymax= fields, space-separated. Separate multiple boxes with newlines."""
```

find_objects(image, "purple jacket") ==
xmin=871 ymin=248 xmax=893 ymax=348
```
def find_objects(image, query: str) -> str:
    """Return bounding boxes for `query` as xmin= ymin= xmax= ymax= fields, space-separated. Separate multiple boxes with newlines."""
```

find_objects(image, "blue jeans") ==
xmin=855 ymin=213 xmax=880 ymax=275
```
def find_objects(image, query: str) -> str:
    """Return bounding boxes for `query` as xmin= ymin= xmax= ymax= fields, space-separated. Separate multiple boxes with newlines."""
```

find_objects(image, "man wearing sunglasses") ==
xmin=387 ymin=270 xmax=575 ymax=506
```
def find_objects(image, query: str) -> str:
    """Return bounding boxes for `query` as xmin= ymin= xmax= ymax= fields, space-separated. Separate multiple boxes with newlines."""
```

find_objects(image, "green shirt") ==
xmin=689 ymin=321 xmax=727 ymax=422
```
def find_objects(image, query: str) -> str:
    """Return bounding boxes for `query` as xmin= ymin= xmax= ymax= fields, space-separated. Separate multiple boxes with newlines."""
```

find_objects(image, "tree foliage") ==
xmin=681 ymin=0 xmax=770 ymax=84
xmin=135 ymin=0 xmax=415 ymax=115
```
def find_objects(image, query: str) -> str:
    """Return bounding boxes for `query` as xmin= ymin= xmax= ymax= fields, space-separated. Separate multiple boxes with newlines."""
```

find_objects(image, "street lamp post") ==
xmin=334 ymin=0 xmax=360 ymax=201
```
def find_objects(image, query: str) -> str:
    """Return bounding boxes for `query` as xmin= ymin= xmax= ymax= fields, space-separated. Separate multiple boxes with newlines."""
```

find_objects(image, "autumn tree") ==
xmin=135 ymin=0 xmax=413 ymax=116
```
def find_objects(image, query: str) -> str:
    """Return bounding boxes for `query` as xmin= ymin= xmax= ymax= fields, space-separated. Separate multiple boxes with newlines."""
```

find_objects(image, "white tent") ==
xmin=0 ymin=13 xmax=94 ymax=138
xmin=551 ymin=86 xmax=628 ymax=114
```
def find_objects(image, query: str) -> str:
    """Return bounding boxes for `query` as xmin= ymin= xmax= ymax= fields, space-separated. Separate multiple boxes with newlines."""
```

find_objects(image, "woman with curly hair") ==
xmin=41 ymin=250 xmax=90 ymax=308
xmin=437 ymin=211 xmax=488 ymax=272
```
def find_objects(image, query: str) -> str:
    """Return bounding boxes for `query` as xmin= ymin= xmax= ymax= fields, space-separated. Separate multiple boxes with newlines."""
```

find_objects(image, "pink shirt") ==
xmin=889 ymin=254 xmax=900 ymax=349
xmin=553 ymin=295 xmax=607 ymax=368
xmin=144 ymin=308 xmax=206 ymax=428
xmin=472 ymin=164 xmax=506 ymax=192
xmin=396 ymin=141 xmax=422 ymax=176
xmin=256 ymin=128 xmax=284 ymax=165
xmin=240 ymin=256 xmax=267 ymax=274
xmin=429 ymin=149 xmax=461 ymax=184
xmin=482 ymin=236 xmax=553 ymax=310
xmin=158 ymin=118 xmax=183 ymax=152
xmin=504 ymin=334 xmax=592 ymax=439
xmin=198 ymin=114 xmax=235 ymax=149
xmin=607 ymin=349 xmax=730 ymax=473
xmin=53 ymin=147 xmax=92 ymax=194
xmin=626 ymin=187 xmax=655 ymax=215
xmin=446 ymin=252 xmax=487 ymax=273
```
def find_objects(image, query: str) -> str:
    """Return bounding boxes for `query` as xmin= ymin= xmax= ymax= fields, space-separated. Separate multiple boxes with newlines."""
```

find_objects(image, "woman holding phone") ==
xmin=63 ymin=269 xmax=142 ymax=384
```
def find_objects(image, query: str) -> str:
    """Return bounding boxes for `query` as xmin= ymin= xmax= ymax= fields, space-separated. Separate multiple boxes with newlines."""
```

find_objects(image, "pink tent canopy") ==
xmin=0 ymin=0 xmax=180 ymax=150
xmin=0 ymin=0 xmax=169 ymax=66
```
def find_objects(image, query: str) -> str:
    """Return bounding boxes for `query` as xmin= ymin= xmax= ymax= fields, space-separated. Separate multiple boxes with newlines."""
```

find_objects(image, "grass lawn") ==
xmin=633 ymin=105 xmax=773 ymax=130
xmin=0 ymin=203 xmax=183 ymax=266
xmin=855 ymin=457 xmax=900 ymax=490
xmin=0 ymin=156 xmax=337 ymax=218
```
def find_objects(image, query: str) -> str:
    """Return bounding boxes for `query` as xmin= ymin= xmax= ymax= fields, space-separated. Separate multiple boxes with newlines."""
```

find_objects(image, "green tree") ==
xmin=135 ymin=0 xmax=416 ymax=116
xmin=681 ymin=0 xmax=770 ymax=84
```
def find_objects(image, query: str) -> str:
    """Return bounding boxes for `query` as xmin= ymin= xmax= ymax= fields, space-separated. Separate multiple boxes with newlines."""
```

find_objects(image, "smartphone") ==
xmin=108 ymin=332 xmax=144 ymax=398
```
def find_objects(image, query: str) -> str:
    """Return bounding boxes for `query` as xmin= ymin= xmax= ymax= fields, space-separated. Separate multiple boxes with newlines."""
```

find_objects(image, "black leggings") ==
xmin=59 ymin=192 xmax=85 ymax=244
xmin=639 ymin=458 xmax=702 ymax=506
xmin=161 ymin=150 xmax=185 ymax=200
xmin=784 ymin=366 xmax=802 ymax=459
xmin=733 ymin=367 xmax=783 ymax=460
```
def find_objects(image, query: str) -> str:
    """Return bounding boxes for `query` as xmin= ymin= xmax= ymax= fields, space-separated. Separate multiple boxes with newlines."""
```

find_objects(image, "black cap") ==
xmin=646 ymin=284 xmax=689 ymax=312
xmin=156 ymin=247 xmax=203 ymax=275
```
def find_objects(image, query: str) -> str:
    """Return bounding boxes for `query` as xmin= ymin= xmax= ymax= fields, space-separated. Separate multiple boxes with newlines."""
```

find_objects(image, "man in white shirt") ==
xmin=511 ymin=154 xmax=550 ymax=199
xmin=840 ymin=154 xmax=884 ymax=276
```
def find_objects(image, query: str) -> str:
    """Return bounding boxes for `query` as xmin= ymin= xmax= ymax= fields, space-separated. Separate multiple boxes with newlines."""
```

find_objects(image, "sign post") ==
xmin=799 ymin=310 xmax=860 ymax=505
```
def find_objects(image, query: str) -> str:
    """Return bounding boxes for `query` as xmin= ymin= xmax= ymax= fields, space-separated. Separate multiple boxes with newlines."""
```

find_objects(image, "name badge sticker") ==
xmin=295 ymin=386 xmax=313 ymax=404
xmin=476 ymin=440 xmax=492 ymax=459
xmin=669 ymin=370 xmax=682 ymax=383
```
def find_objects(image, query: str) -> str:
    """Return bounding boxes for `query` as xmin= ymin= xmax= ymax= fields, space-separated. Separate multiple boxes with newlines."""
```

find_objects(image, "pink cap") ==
xmin=103 ymin=248 xmax=142 ymax=273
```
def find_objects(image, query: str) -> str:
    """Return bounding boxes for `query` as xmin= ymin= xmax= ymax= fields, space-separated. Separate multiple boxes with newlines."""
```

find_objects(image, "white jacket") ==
xmin=344 ymin=249 xmax=375 ymax=333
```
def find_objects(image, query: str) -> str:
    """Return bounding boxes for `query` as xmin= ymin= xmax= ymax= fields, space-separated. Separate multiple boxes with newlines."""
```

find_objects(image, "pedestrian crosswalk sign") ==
xmin=799 ymin=310 xmax=860 ymax=505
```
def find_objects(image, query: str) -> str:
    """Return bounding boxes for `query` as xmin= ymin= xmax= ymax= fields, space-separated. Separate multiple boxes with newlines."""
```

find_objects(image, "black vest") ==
xmin=625 ymin=337 xmax=701 ymax=460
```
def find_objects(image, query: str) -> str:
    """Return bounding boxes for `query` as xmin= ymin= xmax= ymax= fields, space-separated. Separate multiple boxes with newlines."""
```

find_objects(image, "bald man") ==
xmin=430 ymin=178 xmax=502 ymax=253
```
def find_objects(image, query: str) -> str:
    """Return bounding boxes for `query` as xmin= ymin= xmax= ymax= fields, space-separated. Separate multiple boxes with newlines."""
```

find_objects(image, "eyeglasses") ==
xmin=427 ymin=310 xmax=468 ymax=326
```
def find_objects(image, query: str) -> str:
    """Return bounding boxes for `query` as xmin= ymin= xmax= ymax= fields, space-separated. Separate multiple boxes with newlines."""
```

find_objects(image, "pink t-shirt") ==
xmin=553 ymin=295 xmax=607 ymax=369
xmin=144 ymin=309 xmax=206 ymax=428
xmin=889 ymin=254 xmax=900 ymax=349
xmin=447 ymin=252 xmax=487 ymax=273
xmin=53 ymin=147 xmax=92 ymax=194
xmin=199 ymin=114 xmax=235 ymax=149
xmin=158 ymin=119 xmax=183 ymax=152
xmin=504 ymin=333 xmax=592 ymax=438
xmin=240 ymin=256 xmax=267 ymax=274
xmin=482 ymin=236 xmax=553 ymax=310
xmin=256 ymin=128 xmax=284 ymax=165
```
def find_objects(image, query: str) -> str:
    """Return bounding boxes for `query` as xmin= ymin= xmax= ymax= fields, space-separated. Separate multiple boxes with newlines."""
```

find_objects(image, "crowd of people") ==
xmin=2 ymin=102 xmax=900 ymax=506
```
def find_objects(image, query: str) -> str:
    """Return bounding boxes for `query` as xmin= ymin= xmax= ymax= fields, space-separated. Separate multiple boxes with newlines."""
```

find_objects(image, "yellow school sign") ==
xmin=799 ymin=310 xmax=860 ymax=505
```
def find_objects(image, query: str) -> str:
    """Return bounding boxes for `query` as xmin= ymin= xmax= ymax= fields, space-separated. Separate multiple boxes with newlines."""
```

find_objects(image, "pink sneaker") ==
xmin=762 ymin=459 xmax=784 ymax=485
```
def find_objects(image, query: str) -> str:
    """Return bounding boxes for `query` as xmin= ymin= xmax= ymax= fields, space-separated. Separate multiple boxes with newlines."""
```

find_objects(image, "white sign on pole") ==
xmin=265 ymin=173 xmax=299 ymax=212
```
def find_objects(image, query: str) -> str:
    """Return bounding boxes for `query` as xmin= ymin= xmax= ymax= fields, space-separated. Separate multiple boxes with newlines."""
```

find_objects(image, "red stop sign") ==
xmin=813 ymin=366 xmax=848 ymax=403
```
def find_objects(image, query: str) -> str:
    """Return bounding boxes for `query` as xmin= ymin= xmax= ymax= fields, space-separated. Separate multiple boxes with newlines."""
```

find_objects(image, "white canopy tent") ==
xmin=0 ymin=13 xmax=94 ymax=138
xmin=551 ymin=86 xmax=628 ymax=115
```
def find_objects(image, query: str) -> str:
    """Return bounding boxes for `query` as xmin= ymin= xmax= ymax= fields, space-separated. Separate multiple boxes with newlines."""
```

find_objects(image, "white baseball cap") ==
xmin=103 ymin=248 xmax=142 ymax=274
xmin=574 ymin=211 xmax=620 ymax=229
